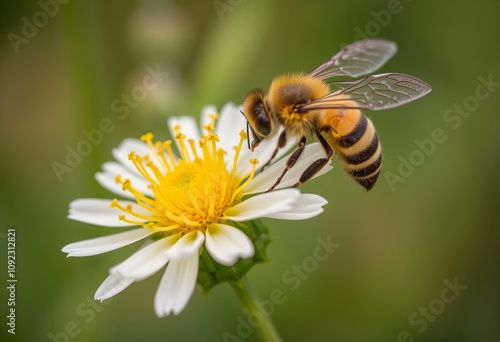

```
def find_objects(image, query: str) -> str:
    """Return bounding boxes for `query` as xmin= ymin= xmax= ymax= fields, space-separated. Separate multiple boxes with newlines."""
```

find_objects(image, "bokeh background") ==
xmin=1 ymin=0 xmax=499 ymax=341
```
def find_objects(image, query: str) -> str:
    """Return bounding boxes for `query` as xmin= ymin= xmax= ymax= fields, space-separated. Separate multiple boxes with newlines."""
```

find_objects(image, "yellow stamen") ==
xmin=110 ymin=115 xmax=259 ymax=235
xmin=230 ymin=158 xmax=259 ymax=204
xmin=232 ymin=130 xmax=247 ymax=179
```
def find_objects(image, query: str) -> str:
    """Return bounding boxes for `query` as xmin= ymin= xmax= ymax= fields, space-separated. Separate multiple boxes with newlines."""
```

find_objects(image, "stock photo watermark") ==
xmin=51 ymin=64 xmax=169 ymax=183
xmin=47 ymin=296 xmax=112 ymax=341
xmin=222 ymin=235 xmax=340 ymax=341
xmin=397 ymin=277 xmax=467 ymax=341
xmin=4 ymin=227 xmax=17 ymax=335
xmin=340 ymin=0 xmax=406 ymax=47
xmin=213 ymin=0 xmax=244 ymax=21
xmin=384 ymin=73 xmax=499 ymax=192
xmin=7 ymin=0 xmax=71 ymax=54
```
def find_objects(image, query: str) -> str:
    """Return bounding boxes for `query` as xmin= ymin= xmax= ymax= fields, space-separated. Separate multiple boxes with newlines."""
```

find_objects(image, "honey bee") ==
xmin=243 ymin=39 xmax=431 ymax=191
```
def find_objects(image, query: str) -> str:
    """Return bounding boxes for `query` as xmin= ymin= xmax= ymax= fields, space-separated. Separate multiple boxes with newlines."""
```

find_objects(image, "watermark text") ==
xmin=51 ymin=64 xmax=169 ymax=182
xmin=5 ymin=227 xmax=17 ymax=335
xmin=385 ymin=73 xmax=500 ymax=191
xmin=222 ymin=235 xmax=340 ymax=341
xmin=397 ymin=277 xmax=467 ymax=341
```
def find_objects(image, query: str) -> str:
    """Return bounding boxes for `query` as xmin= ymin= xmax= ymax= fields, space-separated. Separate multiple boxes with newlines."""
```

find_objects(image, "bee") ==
xmin=243 ymin=39 xmax=431 ymax=191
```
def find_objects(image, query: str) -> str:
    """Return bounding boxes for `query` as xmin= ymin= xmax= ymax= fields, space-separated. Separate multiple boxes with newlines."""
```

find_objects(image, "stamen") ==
xmin=140 ymin=132 xmax=154 ymax=145
xmin=187 ymin=190 xmax=204 ymax=215
xmin=141 ymin=132 xmax=163 ymax=168
xmin=207 ymin=113 xmax=218 ymax=128
xmin=118 ymin=214 xmax=148 ymax=226
xmin=153 ymin=141 xmax=171 ymax=173
xmin=208 ymin=133 xmax=219 ymax=158
xmin=232 ymin=130 xmax=247 ymax=178
xmin=230 ymin=158 xmax=258 ymax=203
xmin=153 ymin=224 xmax=182 ymax=232
xmin=187 ymin=139 xmax=199 ymax=160
xmin=145 ymin=159 xmax=164 ymax=183
xmin=199 ymin=137 xmax=210 ymax=162
xmin=217 ymin=174 xmax=228 ymax=209
xmin=115 ymin=175 xmax=122 ymax=185
xmin=111 ymin=199 xmax=158 ymax=222
xmin=113 ymin=114 xmax=256 ymax=236
xmin=203 ymin=123 xmax=215 ymax=134
xmin=175 ymin=132 xmax=191 ymax=163
xmin=128 ymin=153 xmax=156 ymax=185
xmin=163 ymin=141 xmax=176 ymax=169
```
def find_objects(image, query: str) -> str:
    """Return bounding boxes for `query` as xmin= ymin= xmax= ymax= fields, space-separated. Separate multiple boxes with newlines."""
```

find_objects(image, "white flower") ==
xmin=62 ymin=103 xmax=331 ymax=317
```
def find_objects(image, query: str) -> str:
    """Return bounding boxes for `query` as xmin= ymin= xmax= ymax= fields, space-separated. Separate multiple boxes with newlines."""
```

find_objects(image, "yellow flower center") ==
xmin=110 ymin=115 xmax=258 ymax=235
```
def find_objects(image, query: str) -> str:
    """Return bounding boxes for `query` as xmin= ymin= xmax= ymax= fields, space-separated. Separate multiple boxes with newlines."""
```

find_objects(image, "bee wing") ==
xmin=295 ymin=73 xmax=432 ymax=112
xmin=309 ymin=39 xmax=398 ymax=79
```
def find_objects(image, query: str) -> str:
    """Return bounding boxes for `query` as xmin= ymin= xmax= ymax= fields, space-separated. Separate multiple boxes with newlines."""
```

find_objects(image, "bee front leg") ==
xmin=292 ymin=131 xmax=333 ymax=188
xmin=266 ymin=136 xmax=306 ymax=192
xmin=261 ymin=130 xmax=287 ymax=171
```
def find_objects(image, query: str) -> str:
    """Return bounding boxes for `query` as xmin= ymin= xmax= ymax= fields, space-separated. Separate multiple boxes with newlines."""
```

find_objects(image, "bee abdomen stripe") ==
xmin=338 ymin=114 xmax=368 ymax=148
xmin=348 ymin=154 xmax=382 ymax=178
xmin=356 ymin=171 xmax=380 ymax=191
xmin=345 ymin=133 xmax=379 ymax=165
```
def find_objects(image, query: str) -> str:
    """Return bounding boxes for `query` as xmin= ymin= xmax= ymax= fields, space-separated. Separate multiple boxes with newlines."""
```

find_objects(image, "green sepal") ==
xmin=197 ymin=219 xmax=271 ymax=293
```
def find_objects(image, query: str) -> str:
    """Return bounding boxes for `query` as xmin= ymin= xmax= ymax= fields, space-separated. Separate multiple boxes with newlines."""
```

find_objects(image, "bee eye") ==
xmin=253 ymin=103 xmax=271 ymax=136
xmin=255 ymin=114 xmax=271 ymax=136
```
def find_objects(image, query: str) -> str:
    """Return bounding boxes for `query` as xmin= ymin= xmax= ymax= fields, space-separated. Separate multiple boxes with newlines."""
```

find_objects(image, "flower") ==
xmin=62 ymin=103 xmax=331 ymax=317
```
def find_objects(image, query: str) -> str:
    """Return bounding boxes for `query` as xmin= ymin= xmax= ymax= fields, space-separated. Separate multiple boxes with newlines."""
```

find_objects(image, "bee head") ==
xmin=243 ymin=88 xmax=275 ymax=151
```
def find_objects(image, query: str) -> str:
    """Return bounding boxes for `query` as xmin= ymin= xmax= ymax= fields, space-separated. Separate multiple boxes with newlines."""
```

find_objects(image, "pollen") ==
xmin=112 ymin=122 xmax=257 ymax=235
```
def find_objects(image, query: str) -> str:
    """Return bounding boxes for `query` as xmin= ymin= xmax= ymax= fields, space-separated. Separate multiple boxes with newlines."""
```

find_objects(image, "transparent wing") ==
xmin=295 ymin=73 xmax=432 ymax=112
xmin=309 ymin=39 xmax=398 ymax=79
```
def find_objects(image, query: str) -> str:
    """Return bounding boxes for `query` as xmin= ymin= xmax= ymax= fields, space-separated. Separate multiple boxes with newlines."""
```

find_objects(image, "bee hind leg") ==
xmin=292 ymin=131 xmax=332 ymax=188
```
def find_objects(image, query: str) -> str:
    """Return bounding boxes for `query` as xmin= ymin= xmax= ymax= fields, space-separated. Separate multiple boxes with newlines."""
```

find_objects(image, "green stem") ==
xmin=231 ymin=277 xmax=283 ymax=342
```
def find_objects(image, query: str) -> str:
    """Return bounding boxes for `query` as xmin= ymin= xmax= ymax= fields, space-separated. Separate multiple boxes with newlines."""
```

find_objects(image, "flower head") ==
xmin=62 ymin=103 xmax=330 ymax=317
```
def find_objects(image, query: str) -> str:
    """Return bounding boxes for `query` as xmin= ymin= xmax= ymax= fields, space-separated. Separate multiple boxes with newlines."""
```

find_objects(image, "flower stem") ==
xmin=231 ymin=276 xmax=283 ymax=342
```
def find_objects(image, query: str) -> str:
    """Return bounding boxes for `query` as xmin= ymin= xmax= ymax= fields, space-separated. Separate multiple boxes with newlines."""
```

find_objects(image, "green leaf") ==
xmin=197 ymin=219 xmax=271 ymax=293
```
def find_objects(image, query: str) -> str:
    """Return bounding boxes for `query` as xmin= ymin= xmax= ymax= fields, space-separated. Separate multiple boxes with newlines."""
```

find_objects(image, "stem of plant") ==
xmin=231 ymin=276 xmax=283 ymax=342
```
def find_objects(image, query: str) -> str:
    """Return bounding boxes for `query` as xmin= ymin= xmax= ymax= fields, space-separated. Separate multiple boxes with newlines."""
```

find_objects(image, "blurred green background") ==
xmin=1 ymin=0 xmax=499 ymax=341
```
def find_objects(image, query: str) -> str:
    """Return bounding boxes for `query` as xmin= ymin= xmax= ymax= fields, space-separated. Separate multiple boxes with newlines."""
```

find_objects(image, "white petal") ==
xmin=68 ymin=198 xmax=149 ymax=227
xmin=114 ymin=137 xmax=171 ymax=175
xmin=95 ymin=163 xmax=133 ymax=199
xmin=287 ymin=193 xmax=328 ymax=209
xmin=95 ymin=273 xmax=134 ymax=301
xmin=264 ymin=194 xmax=328 ymax=220
xmin=62 ymin=228 xmax=154 ymax=257
xmin=223 ymin=189 xmax=300 ymax=221
xmin=166 ymin=230 xmax=204 ymax=260
xmin=95 ymin=162 xmax=153 ymax=199
xmin=215 ymin=103 xmax=246 ymax=153
xmin=168 ymin=116 xmax=200 ymax=141
xmin=107 ymin=161 xmax=153 ymax=197
xmin=154 ymin=252 xmax=199 ymax=316
xmin=110 ymin=235 xmax=179 ymax=281
xmin=205 ymin=224 xmax=254 ymax=266
xmin=245 ymin=142 xmax=333 ymax=194
xmin=200 ymin=105 xmax=218 ymax=129
xmin=266 ymin=209 xmax=324 ymax=220
xmin=112 ymin=138 xmax=151 ymax=175
xmin=167 ymin=116 xmax=201 ymax=162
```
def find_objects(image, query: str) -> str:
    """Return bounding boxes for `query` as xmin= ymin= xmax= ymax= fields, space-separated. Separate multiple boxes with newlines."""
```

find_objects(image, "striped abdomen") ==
xmin=325 ymin=109 xmax=382 ymax=191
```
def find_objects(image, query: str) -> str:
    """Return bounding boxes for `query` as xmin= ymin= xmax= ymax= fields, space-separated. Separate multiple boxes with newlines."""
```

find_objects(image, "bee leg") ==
xmin=293 ymin=131 xmax=332 ymax=187
xmin=266 ymin=136 xmax=306 ymax=192
xmin=261 ymin=130 xmax=287 ymax=171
